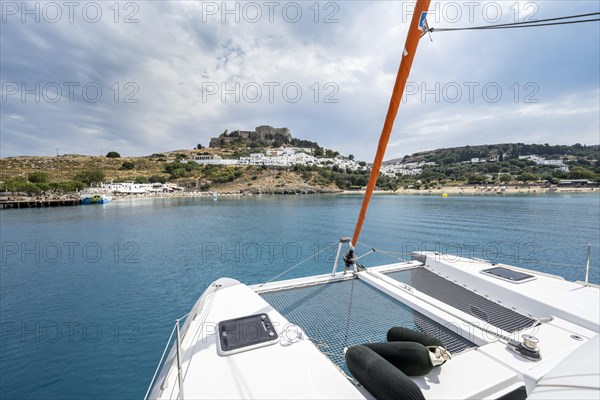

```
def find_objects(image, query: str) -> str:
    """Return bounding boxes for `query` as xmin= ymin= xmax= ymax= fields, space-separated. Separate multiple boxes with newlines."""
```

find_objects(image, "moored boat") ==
xmin=81 ymin=194 xmax=112 ymax=205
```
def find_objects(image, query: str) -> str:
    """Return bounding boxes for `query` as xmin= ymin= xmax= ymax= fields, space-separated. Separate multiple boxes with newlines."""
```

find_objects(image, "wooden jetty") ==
xmin=0 ymin=199 xmax=82 ymax=209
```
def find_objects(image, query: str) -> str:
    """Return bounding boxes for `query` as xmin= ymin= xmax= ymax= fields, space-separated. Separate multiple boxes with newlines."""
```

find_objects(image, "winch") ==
xmin=507 ymin=334 xmax=542 ymax=361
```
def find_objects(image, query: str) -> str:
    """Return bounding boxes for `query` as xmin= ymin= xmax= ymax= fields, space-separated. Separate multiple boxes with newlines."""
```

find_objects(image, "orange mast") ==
xmin=351 ymin=0 xmax=431 ymax=249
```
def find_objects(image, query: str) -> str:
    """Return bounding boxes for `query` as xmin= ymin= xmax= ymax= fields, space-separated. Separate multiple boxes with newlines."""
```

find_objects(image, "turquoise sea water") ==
xmin=1 ymin=194 xmax=599 ymax=399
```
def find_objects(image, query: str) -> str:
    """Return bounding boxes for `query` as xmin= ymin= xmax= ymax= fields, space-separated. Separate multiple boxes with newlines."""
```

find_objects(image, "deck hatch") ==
xmin=385 ymin=267 xmax=538 ymax=333
xmin=259 ymin=279 xmax=475 ymax=372
xmin=481 ymin=267 xmax=536 ymax=283
xmin=217 ymin=313 xmax=279 ymax=355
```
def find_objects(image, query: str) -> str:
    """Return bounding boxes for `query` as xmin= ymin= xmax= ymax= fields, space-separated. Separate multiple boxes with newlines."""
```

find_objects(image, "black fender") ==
xmin=363 ymin=342 xmax=434 ymax=376
xmin=387 ymin=327 xmax=444 ymax=347
xmin=345 ymin=345 xmax=425 ymax=400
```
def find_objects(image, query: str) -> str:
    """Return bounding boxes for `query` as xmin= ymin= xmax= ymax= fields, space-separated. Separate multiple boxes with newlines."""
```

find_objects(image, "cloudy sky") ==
xmin=1 ymin=0 xmax=599 ymax=161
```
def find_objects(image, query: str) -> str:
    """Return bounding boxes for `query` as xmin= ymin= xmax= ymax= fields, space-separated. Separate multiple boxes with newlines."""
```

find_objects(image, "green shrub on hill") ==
xmin=74 ymin=169 xmax=105 ymax=185
xmin=121 ymin=161 xmax=135 ymax=170
xmin=28 ymin=172 xmax=49 ymax=183
xmin=50 ymin=181 xmax=85 ymax=192
xmin=149 ymin=175 xmax=167 ymax=184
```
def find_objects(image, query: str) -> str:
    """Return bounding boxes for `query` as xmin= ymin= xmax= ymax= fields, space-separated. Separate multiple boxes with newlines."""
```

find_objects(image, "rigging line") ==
xmin=355 ymin=242 xmax=407 ymax=261
xmin=258 ymin=242 xmax=338 ymax=287
xmin=144 ymin=323 xmax=177 ymax=400
xmin=432 ymin=17 xmax=600 ymax=32
xmin=355 ymin=242 xmax=407 ymax=256
xmin=432 ymin=11 xmax=600 ymax=30
xmin=373 ymin=251 xmax=407 ymax=262
xmin=356 ymin=242 xmax=406 ymax=255
xmin=448 ymin=11 xmax=600 ymax=30
xmin=342 ymin=277 xmax=357 ymax=349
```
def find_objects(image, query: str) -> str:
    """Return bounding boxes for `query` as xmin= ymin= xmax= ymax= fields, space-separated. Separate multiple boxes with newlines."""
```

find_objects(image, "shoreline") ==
xmin=1 ymin=185 xmax=597 ymax=204
xmin=391 ymin=186 xmax=599 ymax=196
xmin=110 ymin=185 xmax=598 ymax=200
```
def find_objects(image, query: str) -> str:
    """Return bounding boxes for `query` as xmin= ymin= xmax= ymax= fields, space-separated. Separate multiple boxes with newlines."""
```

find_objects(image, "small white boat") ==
xmin=81 ymin=194 xmax=112 ymax=205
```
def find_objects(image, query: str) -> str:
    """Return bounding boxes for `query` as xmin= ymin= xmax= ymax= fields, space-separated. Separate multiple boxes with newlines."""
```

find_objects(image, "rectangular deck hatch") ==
xmin=217 ymin=313 xmax=279 ymax=356
xmin=481 ymin=267 xmax=536 ymax=283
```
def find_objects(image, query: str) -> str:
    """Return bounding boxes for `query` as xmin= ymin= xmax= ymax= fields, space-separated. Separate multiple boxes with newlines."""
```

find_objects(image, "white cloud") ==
xmin=1 ymin=1 xmax=598 ymax=160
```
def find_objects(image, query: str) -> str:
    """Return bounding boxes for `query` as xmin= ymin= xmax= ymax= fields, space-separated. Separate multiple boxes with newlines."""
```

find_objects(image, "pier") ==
xmin=0 ymin=199 xmax=82 ymax=209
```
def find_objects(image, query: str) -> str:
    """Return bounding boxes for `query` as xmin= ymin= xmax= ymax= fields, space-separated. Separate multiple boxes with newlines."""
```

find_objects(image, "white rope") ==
xmin=259 ymin=242 xmax=338 ymax=287
xmin=356 ymin=242 xmax=407 ymax=262
xmin=143 ymin=319 xmax=178 ymax=400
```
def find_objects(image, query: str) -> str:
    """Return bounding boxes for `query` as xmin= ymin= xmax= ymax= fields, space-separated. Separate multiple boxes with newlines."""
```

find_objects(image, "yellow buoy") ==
xmin=442 ymin=193 xmax=448 ymax=197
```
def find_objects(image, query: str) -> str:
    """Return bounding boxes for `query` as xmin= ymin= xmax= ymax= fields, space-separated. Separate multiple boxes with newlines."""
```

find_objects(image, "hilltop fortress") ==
xmin=209 ymin=125 xmax=292 ymax=148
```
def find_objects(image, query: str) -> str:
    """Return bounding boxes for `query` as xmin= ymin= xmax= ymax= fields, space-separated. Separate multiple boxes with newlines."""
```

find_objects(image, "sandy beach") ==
xmin=2 ymin=184 xmax=597 ymax=204
xmin=392 ymin=185 xmax=598 ymax=196
xmin=96 ymin=184 xmax=600 ymax=201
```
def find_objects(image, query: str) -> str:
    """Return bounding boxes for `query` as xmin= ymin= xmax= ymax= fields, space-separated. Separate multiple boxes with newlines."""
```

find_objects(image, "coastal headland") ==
xmin=1 ymin=127 xmax=598 ymax=203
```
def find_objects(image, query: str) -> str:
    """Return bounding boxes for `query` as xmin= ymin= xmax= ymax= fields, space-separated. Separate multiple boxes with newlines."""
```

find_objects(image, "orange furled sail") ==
xmin=351 ymin=0 xmax=431 ymax=249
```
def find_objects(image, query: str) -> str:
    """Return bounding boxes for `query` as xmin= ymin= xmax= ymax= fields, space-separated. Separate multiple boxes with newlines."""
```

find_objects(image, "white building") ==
xmin=519 ymin=155 xmax=566 ymax=168
xmin=99 ymin=182 xmax=183 ymax=194
xmin=381 ymin=160 xmax=434 ymax=177
xmin=193 ymin=155 xmax=223 ymax=164
xmin=187 ymin=147 xmax=362 ymax=170
xmin=544 ymin=159 xmax=566 ymax=166
xmin=230 ymin=147 xmax=362 ymax=170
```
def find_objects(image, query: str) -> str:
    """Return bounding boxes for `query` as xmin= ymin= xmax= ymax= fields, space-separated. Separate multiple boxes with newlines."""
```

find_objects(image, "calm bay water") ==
xmin=1 ymin=194 xmax=599 ymax=399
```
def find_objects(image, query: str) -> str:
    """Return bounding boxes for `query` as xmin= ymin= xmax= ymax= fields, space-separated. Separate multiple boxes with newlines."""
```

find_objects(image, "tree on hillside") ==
xmin=499 ymin=174 xmax=511 ymax=183
xmin=569 ymin=166 xmax=596 ymax=180
xmin=106 ymin=151 xmax=121 ymax=158
xmin=75 ymin=169 xmax=105 ymax=185
xmin=121 ymin=161 xmax=135 ymax=170
xmin=517 ymin=172 xmax=538 ymax=184
xmin=149 ymin=175 xmax=167 ymax=184
xmin=325 ymin=149 xmax=339 ymax=158
xmin=28 ymin=172 xmax=49 ymax=183
xmin=467 ymin=174 xmax=486 ymax=184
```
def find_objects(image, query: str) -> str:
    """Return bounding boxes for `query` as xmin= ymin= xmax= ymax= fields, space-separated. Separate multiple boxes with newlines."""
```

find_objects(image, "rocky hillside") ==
xmin=386 ymin=143 xmax=600 ymax=165
xmin=0 ymin=149 xmax=346 ymax=195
